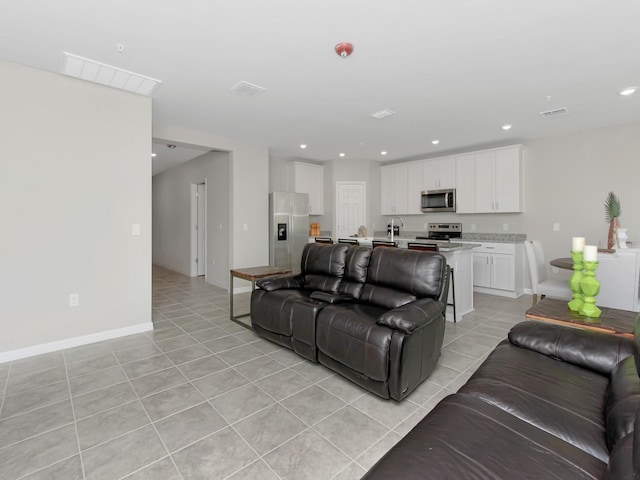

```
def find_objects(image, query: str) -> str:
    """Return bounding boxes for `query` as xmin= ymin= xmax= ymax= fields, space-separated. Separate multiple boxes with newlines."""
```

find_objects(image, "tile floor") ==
xmin=0 ymin=266 xmax=533 ymax=480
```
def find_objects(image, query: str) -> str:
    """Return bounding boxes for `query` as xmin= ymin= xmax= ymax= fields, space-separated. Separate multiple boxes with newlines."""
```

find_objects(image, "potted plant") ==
xmin=604 ymin=191 xmax=622 ymax=249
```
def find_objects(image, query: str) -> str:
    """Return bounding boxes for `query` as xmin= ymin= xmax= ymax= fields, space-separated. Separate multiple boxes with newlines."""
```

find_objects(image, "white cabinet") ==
xmin=462 ymin=241 xmax=523 ymax=298
xmin=290 ymin=162 xmax=324 ymax=215
xmin=454 ymin=154 xmax=475 ymax=213
xmin=381 ymin=163 xmax=422 ymax=215
xmin=422 ymin=157 xmax=456 ymax=190
xmin=454 ymin=145 xmax=523 ymax=214
xmin=473 ymin=146 xmax=523 ymax=213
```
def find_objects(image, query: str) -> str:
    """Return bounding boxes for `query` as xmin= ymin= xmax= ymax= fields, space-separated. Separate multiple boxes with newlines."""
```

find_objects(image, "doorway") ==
xmin=191 ymin=182 xmax=206 ymax=276
xmin=335 ymin=181 xmax=366 ymax=239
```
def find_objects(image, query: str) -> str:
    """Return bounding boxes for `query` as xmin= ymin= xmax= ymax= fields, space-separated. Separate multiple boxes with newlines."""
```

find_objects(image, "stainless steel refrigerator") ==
xmin=270 ymin=192 xmax=309 ymax=274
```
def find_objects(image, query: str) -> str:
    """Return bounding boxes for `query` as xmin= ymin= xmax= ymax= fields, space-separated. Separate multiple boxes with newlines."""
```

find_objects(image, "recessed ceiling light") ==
xmin=339 ymin=153 xmax=346 ymax=157
xmin=619 ymin=87 xmax=637 ymax=96
xmin=299 ymin=144 xmax=307 ymax=149
xmin=431 ymin=140 xmax=440 ymax=145
xmin=151 ymin=153 xmax=157 ymax=157
xmin=370 ymin=109 xmax=395 ymax=119
xmin=502 ymin=124 xmax=512 ymax=130
xmin=380 ymin=151 xmax=388 ymax=156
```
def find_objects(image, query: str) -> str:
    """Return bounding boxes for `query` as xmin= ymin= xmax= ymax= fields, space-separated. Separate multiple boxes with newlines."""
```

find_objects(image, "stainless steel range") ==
xmin=416 ymin=223 xmax=462 ymax=241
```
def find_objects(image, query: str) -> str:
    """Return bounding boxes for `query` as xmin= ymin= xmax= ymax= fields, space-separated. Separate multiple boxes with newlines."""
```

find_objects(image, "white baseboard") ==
xmin=232 ymin=286 xmax=252 ymax=294
xmin=0 ymin=322 xmax=153 ymax=364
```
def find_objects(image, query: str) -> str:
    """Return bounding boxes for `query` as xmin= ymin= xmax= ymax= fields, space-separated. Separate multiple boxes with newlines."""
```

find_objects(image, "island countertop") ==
xmin=337 ymin=237 xmax=480 ymax=252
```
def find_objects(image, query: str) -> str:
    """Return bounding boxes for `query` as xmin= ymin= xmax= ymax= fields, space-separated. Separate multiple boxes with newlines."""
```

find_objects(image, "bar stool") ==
xmin=372 ymin=240 xmax=397 ymax=248
xmin=407 ymin=242 xmax=456 ymax=322
xmin=314 ymin=237 xmax=333 ymax=244
xmin=338 ymin=238 xmax=359 ymax=245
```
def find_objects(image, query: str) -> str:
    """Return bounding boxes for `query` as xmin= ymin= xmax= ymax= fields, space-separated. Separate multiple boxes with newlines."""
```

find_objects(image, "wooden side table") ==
xmin=229 ymin=266 xmax=292 ymax=328
xmin=525 ymin=297 xmax=636 ymax=338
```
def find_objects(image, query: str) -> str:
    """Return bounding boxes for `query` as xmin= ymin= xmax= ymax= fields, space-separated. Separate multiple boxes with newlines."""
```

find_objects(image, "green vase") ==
xmin=567 ymin=250 xmax=584 ymax=312
xmin=579 ymin=260 xmax=601 ymax=319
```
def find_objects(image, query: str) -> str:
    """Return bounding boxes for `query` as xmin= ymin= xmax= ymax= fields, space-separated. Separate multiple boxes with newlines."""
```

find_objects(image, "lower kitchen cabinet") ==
xmin=462 ymin=241 xmax=524 ymax=298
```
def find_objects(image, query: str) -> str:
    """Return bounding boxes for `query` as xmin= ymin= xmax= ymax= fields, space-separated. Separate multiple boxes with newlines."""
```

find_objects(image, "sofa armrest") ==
xmin=309 ymin=291 xmax=355 ymax=304
xmin=256 ymin=274 xmax=304 ymax=292
xmin=508 ymin=321 xmax=635 ymax=375
xmin=377 ymin=298 xmax=445 ymax=334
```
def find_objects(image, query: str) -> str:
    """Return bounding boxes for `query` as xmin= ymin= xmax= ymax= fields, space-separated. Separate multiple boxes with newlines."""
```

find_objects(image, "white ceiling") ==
xmin=2 ymin=1 xmax=639 ymax=171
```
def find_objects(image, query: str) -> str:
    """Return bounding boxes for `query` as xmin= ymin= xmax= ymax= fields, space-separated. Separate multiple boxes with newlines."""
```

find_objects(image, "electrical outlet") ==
xmin=471 ymin=223 xmax=476 ymax=231
xmin=552 ymin=267 xmax=559 ymax=274
xmin=69 ymin=293 xmax=79 ymax=307
xmin=503 ymin=223 xmax=509 ymax=231
xmin=132 ymin=223 xmax=140 ymax=236
xmin=553 ymin=223 xmax=560 ymax=232
xmin=424 ymin=223 xmax=429 ymax=230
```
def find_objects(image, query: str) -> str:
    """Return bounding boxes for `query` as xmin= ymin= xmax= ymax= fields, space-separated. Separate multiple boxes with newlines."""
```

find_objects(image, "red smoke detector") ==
xmin=335 ymin=42 xmax=354 ymax=58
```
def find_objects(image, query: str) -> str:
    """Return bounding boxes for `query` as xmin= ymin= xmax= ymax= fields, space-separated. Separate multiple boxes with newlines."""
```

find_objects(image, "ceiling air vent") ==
xmin=231 ymin=81 xmax=266 ymax=96
xmin=539 ymin=107 xmax=569 ymax=118
xmin=370 ymin=109 xmax=395 ymax=119
xmin=61 ymin=52 xmax=162 ymax=96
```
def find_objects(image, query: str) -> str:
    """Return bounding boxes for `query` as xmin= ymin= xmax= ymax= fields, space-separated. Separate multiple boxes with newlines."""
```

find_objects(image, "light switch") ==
xmin=132 ymin=224 xmax=140 ymax=236
xmin=553 ymin=223 xmax=560 ymax=232
xmin=243 ymin=223 xmax=248 ymax=231
xmin=503 ymin=223 xmax=509 ymax=231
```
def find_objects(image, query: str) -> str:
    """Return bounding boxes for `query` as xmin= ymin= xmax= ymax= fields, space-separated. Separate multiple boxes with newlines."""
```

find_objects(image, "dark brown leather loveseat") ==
xmin=364 ymin=320 xmax=640 ymax=479
xmin=250 ymin=242 xmax=449 ymax=401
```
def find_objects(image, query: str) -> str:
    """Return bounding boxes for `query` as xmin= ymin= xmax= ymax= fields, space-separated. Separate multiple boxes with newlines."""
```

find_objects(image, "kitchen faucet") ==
xmin=390 ymin=216 xmax=404 ymax=243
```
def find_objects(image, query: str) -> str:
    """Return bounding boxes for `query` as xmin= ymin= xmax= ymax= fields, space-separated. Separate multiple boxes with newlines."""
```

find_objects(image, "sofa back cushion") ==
xmin=360 ymin=248 xmax=446 ymax=309
xmin=338 ymin=246 xmax=372 ymax=298
xmin=300 ymin=243 xmax=348 ymax=293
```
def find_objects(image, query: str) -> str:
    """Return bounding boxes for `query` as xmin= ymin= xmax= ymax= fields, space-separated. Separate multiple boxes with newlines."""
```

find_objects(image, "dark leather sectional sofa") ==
xmin=250 ymin=242 xmax=450 ymax=401
xmin=364 ymin=320 xmax=640 ymax=479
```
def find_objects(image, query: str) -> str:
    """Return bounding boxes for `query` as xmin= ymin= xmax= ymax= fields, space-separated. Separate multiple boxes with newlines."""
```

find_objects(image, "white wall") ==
xmin=153 ymin=124 xmax=269 ymax=290
xmin=0 ymin=60 xmax=152 ymax=358
xmin=152 ymin=151 xmax=230 ymax=288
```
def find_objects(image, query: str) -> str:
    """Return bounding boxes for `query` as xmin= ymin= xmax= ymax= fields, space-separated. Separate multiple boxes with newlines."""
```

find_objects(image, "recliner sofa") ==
xmin=250 ymin=242 xmax=449 ymax=401
xmin=364 ymin=320 xmax=640 ymax=479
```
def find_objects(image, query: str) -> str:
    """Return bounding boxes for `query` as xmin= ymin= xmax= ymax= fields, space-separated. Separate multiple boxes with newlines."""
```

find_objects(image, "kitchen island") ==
xmin=338 ymin=237 xmax=477 ymax=322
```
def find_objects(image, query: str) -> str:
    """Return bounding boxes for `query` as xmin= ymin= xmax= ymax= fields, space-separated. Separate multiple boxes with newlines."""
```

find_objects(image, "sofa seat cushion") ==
xmin=316 ymin=303 xmax=391 ymax=382
xmin=458 ymin=340 xmax=609 ymax=462
xmin=250 ymin=288 xmax=311 ymax=336
xmin=363 ymin=394 xmax=606 ymax=480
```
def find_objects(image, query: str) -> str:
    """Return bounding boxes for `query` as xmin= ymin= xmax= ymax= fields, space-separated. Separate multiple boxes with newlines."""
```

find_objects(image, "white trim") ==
xmin=0 ymin=322 xmax=153 ymax=363
xmin=232 ymin=286 xmax=252 ymax=294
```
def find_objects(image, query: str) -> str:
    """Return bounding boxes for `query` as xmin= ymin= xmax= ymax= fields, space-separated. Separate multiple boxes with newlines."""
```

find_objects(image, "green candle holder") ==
xmin=567 ymin=250 xmax=584 ymax=312
xmin=579 ymin=260 xmax=601 ymax=319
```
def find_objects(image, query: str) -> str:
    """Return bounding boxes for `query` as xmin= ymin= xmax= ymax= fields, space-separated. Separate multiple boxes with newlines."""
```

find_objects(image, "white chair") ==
xmin=524 ymin=240 xmax=572 ymax=306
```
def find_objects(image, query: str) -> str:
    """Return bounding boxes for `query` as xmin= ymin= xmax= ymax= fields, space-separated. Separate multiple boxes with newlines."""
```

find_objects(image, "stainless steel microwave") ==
xmin=421 ymin=189 xmax=456 ymax=213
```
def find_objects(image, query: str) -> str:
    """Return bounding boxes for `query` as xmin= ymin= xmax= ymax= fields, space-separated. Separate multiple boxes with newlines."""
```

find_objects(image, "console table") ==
xmin=229 ymin=266 xmax=291 ymax=328
xmin=525 ymin=297 xmax=636 ymax=338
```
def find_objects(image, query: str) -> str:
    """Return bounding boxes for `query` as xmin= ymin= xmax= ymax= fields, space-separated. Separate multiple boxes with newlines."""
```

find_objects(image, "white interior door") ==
xmin=336 ymin=182 xmax=366 ymax=239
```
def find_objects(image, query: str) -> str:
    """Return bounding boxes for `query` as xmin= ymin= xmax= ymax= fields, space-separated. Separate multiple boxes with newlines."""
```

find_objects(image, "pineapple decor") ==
xmin=604 ymin=191 xmax=622 ymax=249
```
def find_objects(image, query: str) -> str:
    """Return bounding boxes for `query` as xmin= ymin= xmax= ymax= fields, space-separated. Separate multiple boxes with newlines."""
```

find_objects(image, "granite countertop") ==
xmin=342 ymin=236 xmax=479 ymax=252
xmin=373 ymin=231 xmax=526 ymax=243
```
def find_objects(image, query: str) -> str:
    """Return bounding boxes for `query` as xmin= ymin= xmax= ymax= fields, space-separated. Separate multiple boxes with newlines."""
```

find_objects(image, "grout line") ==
xmin=62 ymin=352 xmax=88 ymax=480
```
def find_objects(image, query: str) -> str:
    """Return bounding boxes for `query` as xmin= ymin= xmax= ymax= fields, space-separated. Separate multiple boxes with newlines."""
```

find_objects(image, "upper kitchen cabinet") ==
xmin=290 ymin=161 xmax=324 ymax=215
xmin=381 ymin=163 xmax=423 ymax=215
xmin=422 ymin=157 xmax=456 ymax=191
xmin=474 ymin=146 xmax=523 ymax=213
xmin=455 ymin=153 xmax=475 ymax=213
